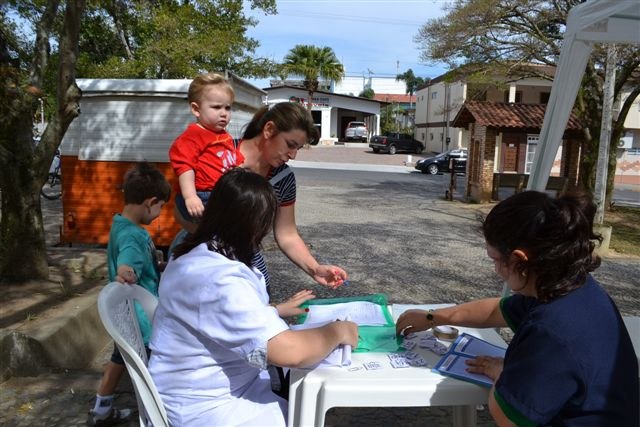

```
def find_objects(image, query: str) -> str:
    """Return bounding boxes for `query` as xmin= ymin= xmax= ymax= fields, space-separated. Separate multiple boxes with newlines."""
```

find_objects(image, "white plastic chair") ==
xmin=97 ymin=282 xmax=169 ymax=427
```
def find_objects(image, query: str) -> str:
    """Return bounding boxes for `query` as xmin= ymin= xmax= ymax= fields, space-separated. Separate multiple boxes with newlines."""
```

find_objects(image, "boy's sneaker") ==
xmin=87 ymin=408 xmax=135 ymax=426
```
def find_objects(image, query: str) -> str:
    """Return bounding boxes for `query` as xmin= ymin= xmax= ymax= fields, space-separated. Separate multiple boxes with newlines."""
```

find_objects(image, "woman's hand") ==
xmin=328 ymin=320 xmax=359 ymax=347
xmin=395 ymin=309 xmax=430 ymax=335
xmin=313 ymin=265 xmax=348 ymax=289
xmin=276 ymin=289 xmax=316 ymax=317
xmin=465 ymin=355 xmax=504 ymax=382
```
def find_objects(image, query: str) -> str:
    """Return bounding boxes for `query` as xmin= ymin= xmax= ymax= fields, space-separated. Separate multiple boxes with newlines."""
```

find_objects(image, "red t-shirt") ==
xmin=169 ymin=123 xmax=244 ymax=192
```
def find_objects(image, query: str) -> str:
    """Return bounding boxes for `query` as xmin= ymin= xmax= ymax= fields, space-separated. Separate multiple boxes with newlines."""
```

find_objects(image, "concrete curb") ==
xmin=1 ymin=287 xmax=109 ymax=380
xmin=289 ymin=160 xmax=415 ymax=174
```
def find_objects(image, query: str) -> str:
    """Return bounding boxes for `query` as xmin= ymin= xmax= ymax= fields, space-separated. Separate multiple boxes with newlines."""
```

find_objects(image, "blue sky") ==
xmin=243 ymin=0 xmax=450 ymax=88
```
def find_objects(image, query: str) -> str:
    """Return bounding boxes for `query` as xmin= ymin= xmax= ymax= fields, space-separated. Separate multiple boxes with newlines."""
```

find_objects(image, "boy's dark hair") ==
xmin=242 ymin=102 xmax=318 ymax=145
xmin=173 ymin=168 xmax=277 ymax=267
xmin=122 ymin=162 xmax=171 ymax=204
xmin=482 ymin=190 xmax=602 ymax=302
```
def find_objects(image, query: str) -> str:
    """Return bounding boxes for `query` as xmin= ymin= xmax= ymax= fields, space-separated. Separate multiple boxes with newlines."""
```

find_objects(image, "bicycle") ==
xmin=41 ymin=154 xmax=62 ymax=200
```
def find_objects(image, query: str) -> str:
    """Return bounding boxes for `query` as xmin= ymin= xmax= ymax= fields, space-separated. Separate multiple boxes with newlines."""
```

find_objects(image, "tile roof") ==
xmin=452 ymin=101 xmax=582 ymax=130
xmin=373 ymin=93 xmax=414 ymax=103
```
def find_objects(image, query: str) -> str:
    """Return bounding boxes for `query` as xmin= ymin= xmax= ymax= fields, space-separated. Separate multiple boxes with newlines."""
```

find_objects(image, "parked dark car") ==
xmin=415 ymin=149 xmax=468 ymax=175
xmin=369 ymin=132 xmax=424 ymax=154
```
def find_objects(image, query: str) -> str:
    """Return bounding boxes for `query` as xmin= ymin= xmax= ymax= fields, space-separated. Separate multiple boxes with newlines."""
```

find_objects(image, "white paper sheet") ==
xmin=303 ymin=301 xmax=387 ymax=326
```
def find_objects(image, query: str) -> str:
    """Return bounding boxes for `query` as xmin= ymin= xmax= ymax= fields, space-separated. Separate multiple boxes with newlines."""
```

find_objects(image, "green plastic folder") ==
xmin=296 ymin=294 xmax=401 ymax=353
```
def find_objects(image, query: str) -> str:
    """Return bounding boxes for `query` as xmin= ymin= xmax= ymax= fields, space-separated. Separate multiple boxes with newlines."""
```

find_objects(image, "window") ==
xmin=431 ymin=92 xmax=438 ymax=99
xmin=525 ymin=135 xmax=539 ymax=174
xmin=440 ymin=133 xmax=444 ymax=141
xmin=429 ymin=133 xmax=434 ymax=141
xmin=504 ymin=90 xmax=522 ymax=103
xmin=540 ymin=92 xmax=550 ymax=104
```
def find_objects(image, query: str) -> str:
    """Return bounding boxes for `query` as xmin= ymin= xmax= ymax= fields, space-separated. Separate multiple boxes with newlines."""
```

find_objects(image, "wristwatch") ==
xmin=426 ymin=310 xmax=435 ymax=329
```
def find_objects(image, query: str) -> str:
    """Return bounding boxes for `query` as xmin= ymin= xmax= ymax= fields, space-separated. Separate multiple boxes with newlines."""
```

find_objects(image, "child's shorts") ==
xmin=110 ymin=343 xmax=151 ymax=365
xmin=175 ymin=191 xmax=211 ymax=223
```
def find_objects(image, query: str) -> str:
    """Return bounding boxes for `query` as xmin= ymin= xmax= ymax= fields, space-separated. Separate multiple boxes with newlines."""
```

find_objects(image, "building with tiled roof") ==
xmin=451 ymin=101 xmax=584 ymax=202
xmin=451 ymin=101 xmax=582 ymax=131
xmin=413 ymin=68 xmax=585 ymax=202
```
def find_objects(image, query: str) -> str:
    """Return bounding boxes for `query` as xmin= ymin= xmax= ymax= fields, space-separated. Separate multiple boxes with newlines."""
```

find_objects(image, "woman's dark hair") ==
xmin=172 ymin=168 xmax=277 ymax=267
xmin=482 ymin=190 xmax=602 ymax=302
xmin=242 ymin=102 xmax=318 ymax=144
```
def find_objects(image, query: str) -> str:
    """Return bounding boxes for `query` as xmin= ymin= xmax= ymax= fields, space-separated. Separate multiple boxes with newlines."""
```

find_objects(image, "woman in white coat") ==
xmin=149 ymin=168 xmax=358 ymax=426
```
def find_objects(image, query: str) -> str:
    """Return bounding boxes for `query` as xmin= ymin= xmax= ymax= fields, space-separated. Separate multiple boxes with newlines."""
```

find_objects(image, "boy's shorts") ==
xmin=110 ymin=343 xmax=151 ymax=365
xmin=175 ymin=191 xmax=211 ymax=223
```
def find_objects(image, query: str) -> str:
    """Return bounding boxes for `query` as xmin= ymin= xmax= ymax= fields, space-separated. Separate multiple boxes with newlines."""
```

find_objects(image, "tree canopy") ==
xmin=281 ymin=44 xmax=344 ymax=110
xmin=78 ymin=0 xmax=278 ymax=79
xmin=359 ymin=87 xmax=375 ymax=99
xmin=414 ymin=0 xmax=640 ymax=198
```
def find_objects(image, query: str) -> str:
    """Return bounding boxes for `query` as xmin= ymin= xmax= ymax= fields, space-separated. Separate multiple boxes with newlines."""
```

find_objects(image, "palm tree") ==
xmin=281 ymin=45 xmax=344 ymax=110
xmin=396 ymin=69 xmax=426 ymax=127
xmin=396 ymin=69 xmax=425 ymax=110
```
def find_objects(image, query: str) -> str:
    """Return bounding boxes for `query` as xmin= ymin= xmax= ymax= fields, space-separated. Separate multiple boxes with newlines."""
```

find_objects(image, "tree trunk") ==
xmin=0 ymin=181 xmax=50 ymax=282
xmin=307 ymin=89 xmax=314 ymax=111
xmin=0 ymin=0 xmax=84 ymax=283
xmin=606 ymin=83 xmax=640 ymax=208
xmin=0 ymin=99 xmax=49 ymax=281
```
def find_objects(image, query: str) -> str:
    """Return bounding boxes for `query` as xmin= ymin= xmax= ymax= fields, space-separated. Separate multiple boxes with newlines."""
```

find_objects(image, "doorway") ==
xmin=501 ymin=134 xmax=520 ymax=172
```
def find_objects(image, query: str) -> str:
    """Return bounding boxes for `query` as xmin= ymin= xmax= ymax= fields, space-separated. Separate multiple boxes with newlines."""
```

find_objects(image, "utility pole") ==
xmin=396 ymin=60 xmax=400 ymax=131
xmin=444 ymin=83 xmax=450 ymax=150
xmin=594 ymin=45 xmax=617 ymax=224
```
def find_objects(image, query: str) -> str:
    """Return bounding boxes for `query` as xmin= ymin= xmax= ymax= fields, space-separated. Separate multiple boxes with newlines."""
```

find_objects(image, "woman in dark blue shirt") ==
xmin=396 ymin=190 xmax=638 ymax=426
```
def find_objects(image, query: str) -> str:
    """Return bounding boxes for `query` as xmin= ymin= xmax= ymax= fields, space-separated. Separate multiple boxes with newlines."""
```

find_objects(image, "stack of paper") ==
xmin=292 ymin=299 xmax=393 ymax=368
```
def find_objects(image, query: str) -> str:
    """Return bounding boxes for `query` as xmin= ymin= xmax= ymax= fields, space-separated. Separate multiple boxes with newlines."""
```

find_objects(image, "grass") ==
xmin=604 ymin=205 xmax=640 ymax=256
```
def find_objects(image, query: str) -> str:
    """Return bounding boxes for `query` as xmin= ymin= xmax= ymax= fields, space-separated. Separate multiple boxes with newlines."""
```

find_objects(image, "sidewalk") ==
xmin=1 ymin=145 xmax=637 ymax=426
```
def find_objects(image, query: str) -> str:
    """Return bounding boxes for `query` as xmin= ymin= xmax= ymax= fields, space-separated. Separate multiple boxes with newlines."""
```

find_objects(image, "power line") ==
xmin=274 ymin=9 xmax=425 ymax=26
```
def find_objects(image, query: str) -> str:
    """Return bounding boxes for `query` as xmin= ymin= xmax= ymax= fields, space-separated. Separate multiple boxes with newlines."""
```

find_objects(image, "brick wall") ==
xmin=466 ymin=124 xmax=496 ymax=203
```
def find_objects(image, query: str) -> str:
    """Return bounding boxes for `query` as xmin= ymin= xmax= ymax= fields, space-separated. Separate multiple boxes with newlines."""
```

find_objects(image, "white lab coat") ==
xmin=149 ymin=243 xmax=290 ymax=426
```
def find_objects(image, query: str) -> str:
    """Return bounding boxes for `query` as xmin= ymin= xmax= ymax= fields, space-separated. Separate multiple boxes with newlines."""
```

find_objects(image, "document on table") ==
xmin=290 ymin=301 xmax=389 ymax=368
xmin=290 ymin=321 xmax=352 ymax=368
xmin=303 ymin=301 xmax=388 ymax=326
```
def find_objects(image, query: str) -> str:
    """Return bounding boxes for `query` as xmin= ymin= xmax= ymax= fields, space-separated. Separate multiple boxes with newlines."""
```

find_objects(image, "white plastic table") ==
xmin=287 ymin=304 xmax=508 ymax=427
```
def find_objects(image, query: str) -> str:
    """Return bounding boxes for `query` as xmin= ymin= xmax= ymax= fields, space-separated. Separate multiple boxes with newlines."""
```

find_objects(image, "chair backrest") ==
xmin=97 ymin=282 xmax=169 ymax=427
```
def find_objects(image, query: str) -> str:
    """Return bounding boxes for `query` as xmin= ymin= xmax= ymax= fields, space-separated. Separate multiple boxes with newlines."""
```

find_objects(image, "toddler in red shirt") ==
xmin=169 ymin=73 xmax=242 ymax=233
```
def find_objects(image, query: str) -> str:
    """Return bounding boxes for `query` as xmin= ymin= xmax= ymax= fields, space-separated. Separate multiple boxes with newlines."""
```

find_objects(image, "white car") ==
xmin=344 ymin=121 xmax=368 ymax=142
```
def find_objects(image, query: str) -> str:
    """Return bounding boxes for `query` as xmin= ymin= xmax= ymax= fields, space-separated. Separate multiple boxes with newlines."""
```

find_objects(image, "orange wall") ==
xmin=60 ymin=157 xmax=181 ymax=247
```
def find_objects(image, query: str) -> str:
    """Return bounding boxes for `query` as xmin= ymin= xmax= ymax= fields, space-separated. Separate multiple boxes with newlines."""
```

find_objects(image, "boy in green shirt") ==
xmin=88 ymin=162 xmax=171 ymax=426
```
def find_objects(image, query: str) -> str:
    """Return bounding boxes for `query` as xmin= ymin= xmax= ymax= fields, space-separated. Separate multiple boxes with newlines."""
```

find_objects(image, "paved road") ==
xmin=2 ymin=145 xmax=638 ymax=426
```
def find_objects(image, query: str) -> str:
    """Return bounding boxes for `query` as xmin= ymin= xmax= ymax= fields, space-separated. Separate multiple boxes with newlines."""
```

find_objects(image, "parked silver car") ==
xmin=344 ymin=121 xmax=368 ymax=142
